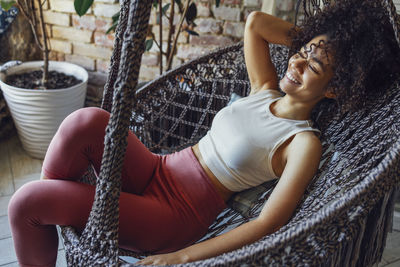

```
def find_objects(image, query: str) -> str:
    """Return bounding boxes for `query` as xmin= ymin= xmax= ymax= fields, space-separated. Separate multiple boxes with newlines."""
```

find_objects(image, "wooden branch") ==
xmin=16 ymin=0 xmax=44 ymax=51
xmin=167 ymin=0 xmax=190 ymax=70
xmin=28 ymin=0 xmax=36 ymax=27
xmin=38 ymin=0 xmax=49 ymax=87
xmin=166 ymin=0 xmax=174 ymax=69
xmin=159 ymin=0 xmax=163 ymax=74
xmin=150 ymin=32 xmax=166 ymax=55
xmin=15 ymin=0 xmax=29 ymax=20
xmin=15 ymin=0 xmax=50 ymax=88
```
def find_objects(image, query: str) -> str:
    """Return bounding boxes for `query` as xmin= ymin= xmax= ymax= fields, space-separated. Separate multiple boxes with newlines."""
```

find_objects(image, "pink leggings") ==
xmin=8 ymin=107 xmax=226 ymax=267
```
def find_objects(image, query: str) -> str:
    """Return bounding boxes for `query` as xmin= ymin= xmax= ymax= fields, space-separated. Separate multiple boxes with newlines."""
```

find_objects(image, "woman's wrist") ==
xmin=176 ymin=249 xmax=191 ymax=264
xmin=246 ymin=11 xmax=296 ymax=47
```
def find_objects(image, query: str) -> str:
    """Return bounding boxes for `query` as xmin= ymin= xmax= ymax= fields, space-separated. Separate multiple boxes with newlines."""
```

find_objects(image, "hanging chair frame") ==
xmin=60 ymin=0 xmax=400 ymax=266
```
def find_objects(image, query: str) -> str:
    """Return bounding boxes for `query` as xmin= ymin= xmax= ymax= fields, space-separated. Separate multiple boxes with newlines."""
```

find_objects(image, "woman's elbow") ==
xmin=253 ymin=217 xmax=284 ymax=237
xmin=245 ymin=11 xmax=264 ymax=32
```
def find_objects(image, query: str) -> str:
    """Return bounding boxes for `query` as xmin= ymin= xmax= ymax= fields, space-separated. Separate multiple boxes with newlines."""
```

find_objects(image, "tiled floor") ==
xmin=0 ymin=133 xmax=67 ymax=267
xmin=0 ymin=133 xmax=399 ymax=266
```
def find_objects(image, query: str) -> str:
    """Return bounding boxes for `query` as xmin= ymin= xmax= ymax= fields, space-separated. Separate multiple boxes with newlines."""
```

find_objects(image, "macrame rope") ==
xmin=101 ymin=0 xmax=130 ymax=113
xmin=384 ymin=0 xmax=400 ymax=46
xmin=62 ymin=0 xmax=153 ymax=265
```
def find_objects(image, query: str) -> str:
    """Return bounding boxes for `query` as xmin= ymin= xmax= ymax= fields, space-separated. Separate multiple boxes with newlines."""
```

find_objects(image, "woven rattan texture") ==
xmin=61 ymin=0 xmax=400 ymax=266
xmin=131 ymin=43 xmax=287 ymax=154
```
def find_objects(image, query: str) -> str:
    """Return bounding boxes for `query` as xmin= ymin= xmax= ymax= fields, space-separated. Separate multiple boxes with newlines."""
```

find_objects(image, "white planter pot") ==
xmin=0 ymin=61 xmax=88 ymax=159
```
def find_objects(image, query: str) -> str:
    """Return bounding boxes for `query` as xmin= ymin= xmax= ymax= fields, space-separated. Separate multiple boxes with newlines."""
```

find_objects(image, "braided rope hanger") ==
xmin=61 ymin=0 xmax=153 ymax=265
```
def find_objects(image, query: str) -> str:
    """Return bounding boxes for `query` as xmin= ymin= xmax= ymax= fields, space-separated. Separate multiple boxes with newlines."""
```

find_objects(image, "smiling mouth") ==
xmin=286 ymin=72 xmax=301 ymax=85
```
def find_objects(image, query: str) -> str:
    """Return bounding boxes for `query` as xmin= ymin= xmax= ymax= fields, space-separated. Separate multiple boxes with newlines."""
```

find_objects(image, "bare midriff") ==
xmin=192 ymin=143 xmax=234 ymax=202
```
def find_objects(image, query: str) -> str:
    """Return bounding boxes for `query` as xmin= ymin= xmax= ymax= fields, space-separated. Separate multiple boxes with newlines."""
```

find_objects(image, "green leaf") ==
xmin=111 ymin=11 xmax=120 ymax=23
xmin=145 ymin=39 xmax=154 ymax=51
xmin=152 ymin=0 xmax=158 ymax=9
xmin=0 ymin=0 xmax=16 ymax=11
xmin=185 ymin=29 xmax=199 ymax=36
xmin=74 ymin=0 xmax=94 ymax=16
xmin=216 ymin=0 xmax=220 ymax=7
xmin=106 ymin=11 xmax=119 ymax=34
xmin=106 ymin=20 xmax=118 ymax=34
xmin=185 ymin=3 xmax=197 ymax=24
xmin=175 ymin=0 xmax=183 ymax=11
xmin=162 ymin=3 xmax=170 ymax=15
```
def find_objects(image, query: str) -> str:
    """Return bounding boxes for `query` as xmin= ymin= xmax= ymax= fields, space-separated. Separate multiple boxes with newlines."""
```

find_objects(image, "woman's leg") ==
xmin=8 ymin=107 xmax=164 ymax=266
xmin=42 ymin=107 xmax=159 ymax=194
xmin=8 ymin=180 xmax=95 ymax=267
xmin=8 ymin=177 xmax=207 ymax=266
xmin=9 ymin=107 xmax=226 ymax=266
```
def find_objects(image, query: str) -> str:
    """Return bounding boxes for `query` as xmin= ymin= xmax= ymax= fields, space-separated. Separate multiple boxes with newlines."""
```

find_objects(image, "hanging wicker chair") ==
xmin=60 ymin=0 xmax=400 ymax=266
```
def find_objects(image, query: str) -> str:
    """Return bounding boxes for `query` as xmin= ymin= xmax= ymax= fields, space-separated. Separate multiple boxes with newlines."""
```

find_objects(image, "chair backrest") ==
xmin=128 ymin=32 xmax=400 ymax=267
xmin=131 ymin=43 xmax=288 ymax=153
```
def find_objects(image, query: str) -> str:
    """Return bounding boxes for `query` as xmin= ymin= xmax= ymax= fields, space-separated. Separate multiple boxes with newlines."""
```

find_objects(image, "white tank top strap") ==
xmin=268 ymin=126 xmax=321 ymax=177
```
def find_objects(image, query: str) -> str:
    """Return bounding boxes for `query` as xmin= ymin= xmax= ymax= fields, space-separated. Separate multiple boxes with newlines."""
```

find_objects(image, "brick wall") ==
xmin=39 ymin=0 xmax=297 ymax=103
xmin=275 ymin=0 xmax=296 ymax=22
xmin=394 ymin=0 xmax=400 ymax=12
xmin=38 ymin=0 xmax=400 ymax=95
xmin=140 ymin=0 xmax=298 ymax=81
xmin=141 ymin=0 xmax=247 ymax=81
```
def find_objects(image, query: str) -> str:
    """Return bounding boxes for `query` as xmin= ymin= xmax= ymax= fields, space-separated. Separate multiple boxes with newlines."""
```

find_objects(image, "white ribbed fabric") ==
xmin=199 ymin=89 xmax=320 ymax=192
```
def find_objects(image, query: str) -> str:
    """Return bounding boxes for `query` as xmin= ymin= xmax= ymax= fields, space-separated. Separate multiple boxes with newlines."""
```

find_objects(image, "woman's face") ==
xmin=280 ymin=34 xmax=335 ymax=103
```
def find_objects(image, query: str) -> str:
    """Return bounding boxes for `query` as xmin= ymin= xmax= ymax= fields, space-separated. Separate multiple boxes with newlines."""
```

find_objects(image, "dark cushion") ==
xmin=228 ymin=180 xmax=278 ymax=218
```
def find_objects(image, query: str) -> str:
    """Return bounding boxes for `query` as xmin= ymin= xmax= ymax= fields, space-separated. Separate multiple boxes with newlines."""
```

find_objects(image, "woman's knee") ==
xmin=43 ymin=107 xmax=110 ymax=179
xmin=8 ymin=181 xmax=46 ymax=224
xmin=56 ymin=107 xmax=110 ymax=143
xmin=9 ymin=180 xmax=95 ymax=231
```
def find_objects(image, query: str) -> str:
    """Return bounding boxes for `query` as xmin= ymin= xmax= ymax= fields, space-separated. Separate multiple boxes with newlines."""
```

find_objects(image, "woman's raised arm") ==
xmin=244 ymin=11 xmax=296 ymax=94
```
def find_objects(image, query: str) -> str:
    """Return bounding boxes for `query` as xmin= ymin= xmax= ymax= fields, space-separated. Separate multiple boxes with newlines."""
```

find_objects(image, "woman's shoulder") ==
xmin=289 ymin=131 xmax=322 ymax=156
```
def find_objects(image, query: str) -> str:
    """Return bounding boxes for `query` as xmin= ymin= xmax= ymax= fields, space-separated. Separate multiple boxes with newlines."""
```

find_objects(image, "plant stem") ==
xmin=16 ymin=0 xmax=42 ymax=50
xmin=38 ymin=0 xmax=49 ymax=88
xmin=159 ymin=0 xmax=163 ymax=74
xmin=15 ymin=0 xmax=49 ymax=89
xmin=151 ymin=32 xmax=166 ymax=55
xmin=166 ymin=0 xmax=174 ymax=71
xmin=167 ymin=0 xmax=190 ymax=70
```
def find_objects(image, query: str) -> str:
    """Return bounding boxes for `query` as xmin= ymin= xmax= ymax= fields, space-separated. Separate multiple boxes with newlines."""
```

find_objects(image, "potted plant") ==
xmin=0 ymin=0 xmax=88 ymax=159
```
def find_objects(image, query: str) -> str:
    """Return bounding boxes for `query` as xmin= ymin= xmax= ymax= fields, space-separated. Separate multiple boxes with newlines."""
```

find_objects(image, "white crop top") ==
xmin=198 ymin=89 xmax=320 ymax=192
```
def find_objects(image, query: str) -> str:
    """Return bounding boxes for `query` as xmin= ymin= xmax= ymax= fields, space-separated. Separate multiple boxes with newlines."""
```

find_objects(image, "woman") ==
xmin=8 ymin=1 xmax=400 ymax=266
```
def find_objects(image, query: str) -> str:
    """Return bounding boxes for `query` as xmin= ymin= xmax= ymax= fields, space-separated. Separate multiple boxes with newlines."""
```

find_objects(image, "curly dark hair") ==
xmin=289 ymin=0 xmax=400 ymax=112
